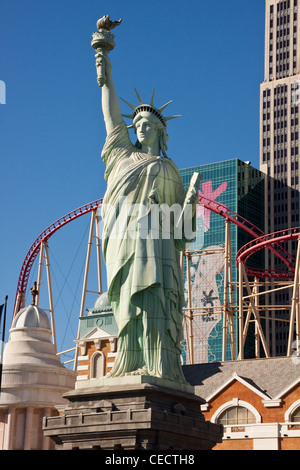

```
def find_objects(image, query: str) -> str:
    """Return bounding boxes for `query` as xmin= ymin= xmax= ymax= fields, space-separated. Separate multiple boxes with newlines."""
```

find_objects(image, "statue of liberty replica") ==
xmin=43 ymin=18 xmax=223 ymax=449
xmin=92 ymin=16 xmax=199 ymax=385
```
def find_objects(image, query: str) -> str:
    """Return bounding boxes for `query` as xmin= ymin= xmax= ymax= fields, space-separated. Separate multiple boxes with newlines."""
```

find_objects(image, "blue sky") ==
xmin=0 ymin=0 xmax=265 ymax=357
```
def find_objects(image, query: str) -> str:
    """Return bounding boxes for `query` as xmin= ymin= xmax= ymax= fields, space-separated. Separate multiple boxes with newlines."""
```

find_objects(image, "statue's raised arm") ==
xmin=99 ymin=54 xmax=123 ymax=135
xmin=91 ymin=16 xmax=123 ymax=135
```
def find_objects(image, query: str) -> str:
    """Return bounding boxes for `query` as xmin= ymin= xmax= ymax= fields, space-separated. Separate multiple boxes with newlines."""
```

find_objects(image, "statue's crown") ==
xmin=121 ymin=89 xmax=180 ymax=129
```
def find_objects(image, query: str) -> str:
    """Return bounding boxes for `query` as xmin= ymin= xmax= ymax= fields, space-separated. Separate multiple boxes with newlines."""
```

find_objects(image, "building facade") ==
xmin=0 ymin=304 xmax=76 ymax=450
xmin=260 ymin=0 xmax=300 ymax=355
xmin=179 ymin=160 xmax=265 ymax=364
xmin=75 ymin=292 xmax=118 ymax=383
xmin=183 ymin=357 xmax=300 ymax=450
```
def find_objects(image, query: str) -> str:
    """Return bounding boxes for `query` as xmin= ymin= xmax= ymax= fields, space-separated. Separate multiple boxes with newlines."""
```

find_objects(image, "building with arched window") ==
xmin=184 ymin=356 xmax=300 ymax=450
xmin=75 ymin=292 xmax=118 ymax=382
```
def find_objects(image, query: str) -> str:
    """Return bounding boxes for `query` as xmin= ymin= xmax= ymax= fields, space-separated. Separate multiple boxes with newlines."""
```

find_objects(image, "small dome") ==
xmin=11 ymin=305 xmax=51 ymax=330
xmin=4 ymin=304 xmax=59 ymax=368
xmin=90 ymin=292 xmax=112 ymax=314
xmin=1 ymin=303 xmax=76 ymax=409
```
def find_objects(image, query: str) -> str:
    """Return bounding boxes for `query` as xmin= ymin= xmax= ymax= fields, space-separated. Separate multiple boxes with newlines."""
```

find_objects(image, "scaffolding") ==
xmin=182 ymin=221 xmax=300 ymax=364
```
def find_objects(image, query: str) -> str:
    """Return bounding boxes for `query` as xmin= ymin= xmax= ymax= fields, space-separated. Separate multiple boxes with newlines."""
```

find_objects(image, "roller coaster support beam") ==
xmin=254 ymin=277 xmax=260 ymax=358
xmin=36 ymin=242 xmax=45 ymax=308
xmin=222 ymin=219 xmax=235 ymax=361
xmin=287 ymin=237 xmax=300 ymax=357
xmin=241 ymin=278 xmax=261 ymax=359
xmin=238 ymin=261 xmax=244 ymax=360
xmin=44 ymin=243 xmax=56 ymax=349
xmin=13 ymin=292 xmax=25 ymax=320
xmin=244 ymin=265 xmax=270 ymax=358
xmin=36 ymin=241 xmax=56 ymax=349
xmin=16 ymin=240 xmax=57 ymax=350
xmin=238 ymin=262 xmax=270 ymax=360
xmin=73 ymin=209 xmax=102 ymax=371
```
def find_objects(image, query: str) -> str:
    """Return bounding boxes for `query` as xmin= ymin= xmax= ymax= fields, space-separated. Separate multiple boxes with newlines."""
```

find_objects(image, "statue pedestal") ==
xmin=43 ymin=377 xmax=222 ymax=450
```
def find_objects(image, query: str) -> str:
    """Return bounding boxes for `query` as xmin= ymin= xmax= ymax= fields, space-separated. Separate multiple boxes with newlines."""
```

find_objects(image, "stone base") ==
xmin=75 ymin=374 xmax=195 ymax=395
xmin=43 ymin=379 xmax=223 ymax=450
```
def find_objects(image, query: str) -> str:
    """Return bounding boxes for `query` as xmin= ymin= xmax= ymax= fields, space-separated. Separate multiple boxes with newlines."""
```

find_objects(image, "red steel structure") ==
xmin=198 ymin=193 xmax=296 ymax=277
xmin=13 ymin=198 xmax=103 ymax=318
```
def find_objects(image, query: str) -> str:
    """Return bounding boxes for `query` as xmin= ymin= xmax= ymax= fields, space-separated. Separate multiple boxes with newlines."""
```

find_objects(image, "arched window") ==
xmin=91 ymin=351 xmax=105 ymax=378
xmin=218 ymin=406 xmax=257 ymax=426
xmin=291 ymin=406 xmax=300 ymax=425
xmin=285 ymin=399 xmax=300 ymax=428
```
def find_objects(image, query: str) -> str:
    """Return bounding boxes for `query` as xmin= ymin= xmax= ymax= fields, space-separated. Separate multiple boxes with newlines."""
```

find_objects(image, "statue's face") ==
xmin=135 ymin=118 xmax=158 ymax=147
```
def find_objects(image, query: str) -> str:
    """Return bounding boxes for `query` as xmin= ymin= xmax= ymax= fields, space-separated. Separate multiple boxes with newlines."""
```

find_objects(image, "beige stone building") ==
xmin=260 ymin=0 xmax=300 ymax=355
xmin=0 ymin=305 xmax=76 ymax=450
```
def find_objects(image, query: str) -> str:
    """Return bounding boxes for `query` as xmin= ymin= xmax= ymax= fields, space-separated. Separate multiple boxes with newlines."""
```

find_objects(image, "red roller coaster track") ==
xmin=14 ymin=193 xmax=298 ymax=316
xmin=236 ymin=227 xmax=300 ymax=270
xmin=14 ymin=198 xmax=103 ymax=315
xmin=197 ymin=193 xmax=296 ymax=278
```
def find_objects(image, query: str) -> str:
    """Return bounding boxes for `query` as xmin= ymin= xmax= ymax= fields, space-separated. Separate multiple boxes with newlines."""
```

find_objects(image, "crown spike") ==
xmin=158 ymin=100 xmax=172 ymax=113
xmin=134 ymin=88 xmax=144 ymax=105
xmin=120 ymin=97 xmax=136 ymax=110
xmin=122 ymin=114 xmax=134 ymax=119
xmin=164 ymin=115 xmax=181 ymax=121
xmin=150 ymin=89 xmax=155 ymax=106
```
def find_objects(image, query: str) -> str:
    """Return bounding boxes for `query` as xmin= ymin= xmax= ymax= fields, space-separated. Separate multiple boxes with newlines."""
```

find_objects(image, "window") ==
xmin=291 ymin=406 xmax=300 ymax=428
xmin=91 ymin=351 xmax=105 ymax=378
xmin=218 ymin=406 xmax=256 ymax=426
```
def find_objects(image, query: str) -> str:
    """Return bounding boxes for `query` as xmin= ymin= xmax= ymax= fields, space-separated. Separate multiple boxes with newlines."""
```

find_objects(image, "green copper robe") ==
xmin=101 ymin=121 xmax=193 ymax=382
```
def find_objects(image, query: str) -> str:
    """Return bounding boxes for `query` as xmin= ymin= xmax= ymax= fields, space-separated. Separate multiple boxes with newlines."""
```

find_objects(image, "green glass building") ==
xmin=179 ymin=159 xmax=265 ymax=363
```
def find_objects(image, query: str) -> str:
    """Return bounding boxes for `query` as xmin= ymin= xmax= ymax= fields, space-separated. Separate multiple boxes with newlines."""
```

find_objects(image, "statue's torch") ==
xmin=91 ymin=15 xmax=122 ymax=87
